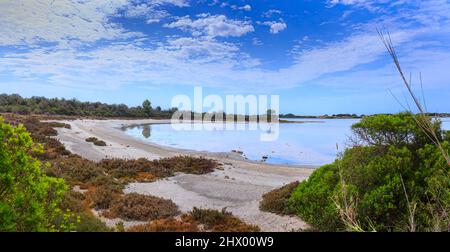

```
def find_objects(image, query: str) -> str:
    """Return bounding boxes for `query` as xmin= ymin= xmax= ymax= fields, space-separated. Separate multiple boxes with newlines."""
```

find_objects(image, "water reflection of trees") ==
xmin=141 ymin=125 xmax=151 ymax=139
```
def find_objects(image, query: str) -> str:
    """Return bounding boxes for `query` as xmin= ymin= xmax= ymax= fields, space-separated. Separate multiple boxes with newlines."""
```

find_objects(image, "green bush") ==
xmin=289 ymin=164 xmax=342 ymax=231
xmin=289 ymin=113 xmax=450 ymax=231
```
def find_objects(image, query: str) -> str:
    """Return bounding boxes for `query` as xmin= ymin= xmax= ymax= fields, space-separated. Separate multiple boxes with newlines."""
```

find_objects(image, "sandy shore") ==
xmin=51 ymin=119 xmax=314 ymax=231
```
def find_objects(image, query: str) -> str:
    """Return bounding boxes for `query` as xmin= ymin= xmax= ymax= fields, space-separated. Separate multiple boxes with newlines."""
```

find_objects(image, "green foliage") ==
xmin=142 ymin=99 xmax=152 ymax=117
xmin=289 ymin=164 xmax=343 ymax=231
xmin=260 ymin=182 xmax=299 ymax=215
xmin=351 ymin=112 xmax=439 ymax=147
xmin=75 ymin=213 xmax=112 ymax=232
xmin=0 ymin=93 xmax=177 ymax=118
xmin=0 ymin=117 xmax=70 ymax=231
xmin=290 ymin=113 xmax=450 ymax=231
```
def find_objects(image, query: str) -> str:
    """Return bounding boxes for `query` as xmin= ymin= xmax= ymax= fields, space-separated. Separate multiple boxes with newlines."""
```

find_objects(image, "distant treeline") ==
xmin=0 ymin=93 xmax=280 ymax=121
xmin=280 ymin=112 xmax=450 ymax=119
xmin=0 ymin=93 xmax=177 ymax=118
xmin=280 ymin=113 xmax=362 ymax=119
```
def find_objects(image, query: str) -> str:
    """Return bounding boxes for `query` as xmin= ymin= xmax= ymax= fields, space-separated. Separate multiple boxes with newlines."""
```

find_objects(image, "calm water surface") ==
xmin=123 ymin=117 xmax=450 ymax=166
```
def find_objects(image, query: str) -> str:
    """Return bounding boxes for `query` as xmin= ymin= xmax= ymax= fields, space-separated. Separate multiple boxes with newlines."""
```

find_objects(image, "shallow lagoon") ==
xmin=123 ymin=117 xmax=450 ymax=166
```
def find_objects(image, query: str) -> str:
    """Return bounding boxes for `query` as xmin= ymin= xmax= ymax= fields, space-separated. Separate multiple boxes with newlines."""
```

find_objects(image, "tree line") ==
xmin=0 ymin=94 xmax=176 ymax=118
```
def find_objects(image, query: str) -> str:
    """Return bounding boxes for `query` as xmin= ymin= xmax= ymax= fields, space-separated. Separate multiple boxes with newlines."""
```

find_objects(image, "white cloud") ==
xmin=259 ymin=21 xmax=287 ymax=34
xmin=252 ymin=38 xmax=263 ymax=46
xmin=231 ymin=4 xmax=252 ymax=11
xmin=262 ymin=9 xmax=282 ymax=18
xmin=122 ymin=0 xmax=189 ymax=23
xmin=0 ymin=0 xmax=449 ymax=96
xmin=165 ymin=14 xmax=254 ymax=38
xmin=0 ymin=30 xmax=413 ymax=92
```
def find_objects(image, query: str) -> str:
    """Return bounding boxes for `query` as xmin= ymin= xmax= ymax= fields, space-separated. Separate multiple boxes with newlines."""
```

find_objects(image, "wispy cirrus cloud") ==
xmin=0 ymin=0 xmax=191 ymax=46
xmin=0 ymin=0 xmax=136 ymax=46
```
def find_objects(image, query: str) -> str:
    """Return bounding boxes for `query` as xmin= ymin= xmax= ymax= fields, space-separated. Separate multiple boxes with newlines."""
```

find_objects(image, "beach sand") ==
xmin=51 ymin=119 xmax=314 ymax=232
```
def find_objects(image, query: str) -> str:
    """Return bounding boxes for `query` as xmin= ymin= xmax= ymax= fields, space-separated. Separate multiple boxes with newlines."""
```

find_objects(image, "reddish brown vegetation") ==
xmin=127 ymin=208 xmax=260 ymax=232
xmin=1 ymin=113 xmax=258 ymax=232
xmin=106 ymin=193 xmax=180 ymax=221
xmin=127 ymin=216 xmax=199 ymax=232
xmin=189 ymin=207 xmax=260 ymax=232
xmin=99 ymin=156 xmax=219 ymax=182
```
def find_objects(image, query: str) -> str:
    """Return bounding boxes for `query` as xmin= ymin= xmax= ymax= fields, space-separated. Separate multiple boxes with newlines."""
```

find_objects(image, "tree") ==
xmin=142 ymin=99 xmax=152 ymax=117
xmin=0 ymin=117 xmax=69 ymax=231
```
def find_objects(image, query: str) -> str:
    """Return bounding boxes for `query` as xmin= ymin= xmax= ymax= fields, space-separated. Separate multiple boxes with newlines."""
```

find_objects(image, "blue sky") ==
xmin=1 ymin=0 xmax=450 ymax=115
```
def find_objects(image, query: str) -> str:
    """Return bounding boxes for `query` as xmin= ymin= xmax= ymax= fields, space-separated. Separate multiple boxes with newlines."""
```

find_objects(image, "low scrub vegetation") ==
xmin=99 ymin=156 xmax=219 ymax=182
xmin=260 ymin=182 xmax=299 ymax=215
xmin=106 ymin=193 xmax=179 ymax=221
xmin=90 ymin=186 xmax=121 ymax=210
xmin=189 ymin=207 xmax=260 ymax=232
xmin=85 ymin=137 xmax=107 ymax=146
xmin=128 ymin=208 xmax=260 ymax=232
xmin=289 ymin=113 xmax=450 ymax=231
xmin=128 ymin=217 xmax=200 ymax=232
xmin=75 ymin=212 xmax=113 ymax=232
xmin=0 ymin=113 xmax=225 ymax=232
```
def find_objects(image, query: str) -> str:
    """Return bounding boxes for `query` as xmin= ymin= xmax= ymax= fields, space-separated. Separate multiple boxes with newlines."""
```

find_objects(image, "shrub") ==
xmin=85 ymin=137 xmax=107 ymax=146
xmin=260 ymin=182 xmax=299 ymax=215
xmin=94 ymin=140 xmax=107 ymax=146
xmin=156 ymin=156 xmax=219 ymax=174
xmin=127 ymin=217 xmax=199 ymax=232
xmin=85 ymin=137 xmax=98 ymax=143
xmin=46 ymin=122 xmax=71 ymax=129
xmin=0 ymin=116 xmax=69 ymax=231
xmin=99 ymin=158 xmax=173 ymax=181
xmin=75 ymin=212 xmax=113 ymax=232
xmin=98 ymin=156 xmax=218 ymax=182
xmin=289 ymin=164 xmax=342 ymax=231
xmin=108 ymin=193 xmax=179 ymax=221
xmin=289 ymin=113 xmax=450 ymax=231
xmin=48 ymin=155 xmax=124 ymax=195
xmin=60 ymin=190 xmax=86 ymax=213
xmin=91 ymin=186 xmax=120 ymax=210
